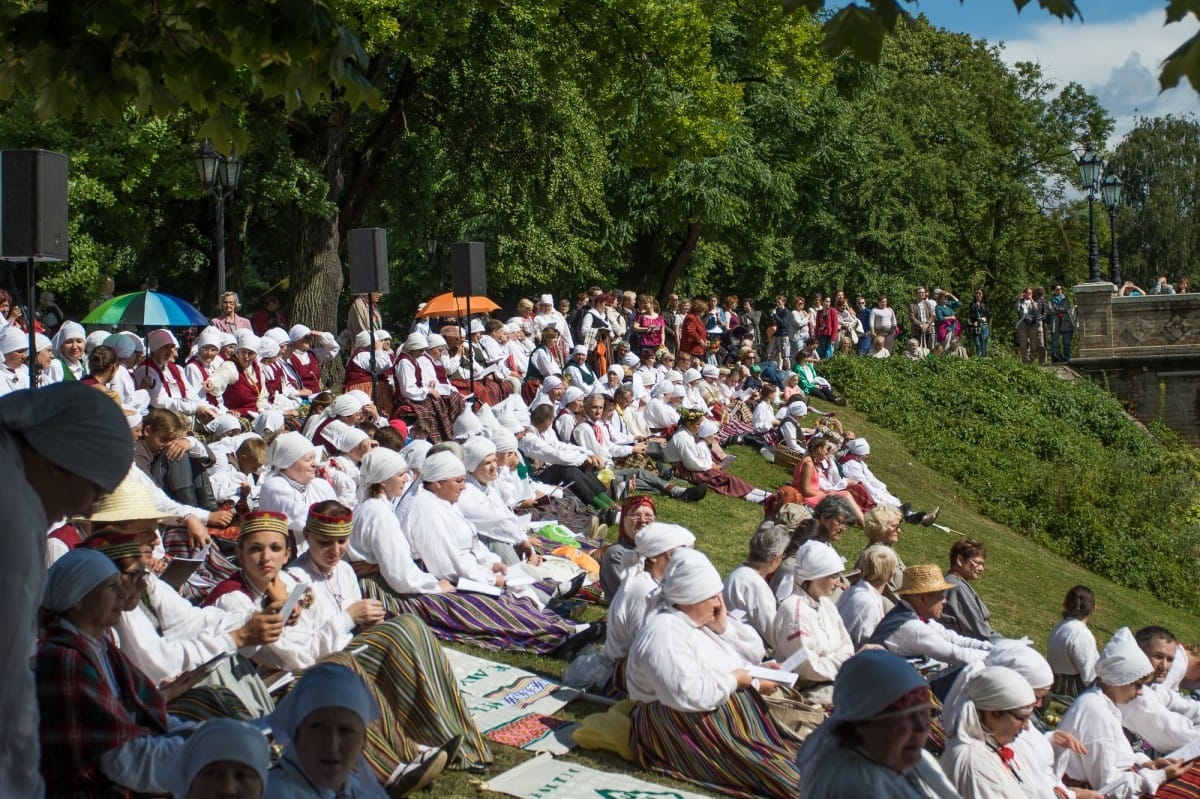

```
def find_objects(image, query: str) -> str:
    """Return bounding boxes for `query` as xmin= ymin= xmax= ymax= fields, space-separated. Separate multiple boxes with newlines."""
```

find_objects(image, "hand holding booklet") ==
xmin=746 ymin=664 xmax=799 ymax=688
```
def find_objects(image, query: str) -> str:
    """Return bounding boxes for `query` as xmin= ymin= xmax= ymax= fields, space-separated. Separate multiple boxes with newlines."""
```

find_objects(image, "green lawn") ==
xmin=435 ymin=397 xmax=1200 ymax=797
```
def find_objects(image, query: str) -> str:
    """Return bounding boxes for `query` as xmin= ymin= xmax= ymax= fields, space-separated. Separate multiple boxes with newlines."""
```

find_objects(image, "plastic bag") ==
xmin=572 ymin=698 xmax=635 ymax=761
xmin=562 ymin=646 xmax=613 ymax=690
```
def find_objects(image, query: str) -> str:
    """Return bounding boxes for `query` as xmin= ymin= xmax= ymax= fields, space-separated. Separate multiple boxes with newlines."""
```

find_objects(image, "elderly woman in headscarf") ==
xmin=1057 ymin=628 xmax=1192 ymax=798
xmin=50 ymin=320 xmax=87 ymax=382
xmin=209 ymin=329 xmax=269 ymax=417
xmin=2 ymin=382 xmax=133 ymax=798
xmin=626 ymin=548 xmax=804 ymax=799
xmin=941 ymin=665 xmax=1039 ymax=799
xmin=135 ymin=328 xmax=222 ymax=422
xmin=257 ymin=431 xmax=337 ymax=546
xmin=164 ymin=718 xmax=270 ymax=799
xmin=184 ymin=326 xmax=227 ymax=408
xmin=264 ymin=663 xmax=453 ymax=799
xmin=37 ymin=548 xmax=188 ymax=797
xmin=798 ymin=649 xmax=960 ymax=797
xmin=456 ymin=436 xmax=544 ymax=565
xmin=599 ymin=494 xmax=657 ymax=601
xmin=283 ymin=500 xmax=492 ymax=774
xmin=606 ymin=522 xmax=695 ymax=696
xmin=771 ymin=541 xmax=855 ymax=703
xmin=349 ymin=448 xmax=586 ymax=657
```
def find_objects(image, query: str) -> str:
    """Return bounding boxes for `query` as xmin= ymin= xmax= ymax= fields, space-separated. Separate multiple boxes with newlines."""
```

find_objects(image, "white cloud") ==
xmin=997 ymin=9 xmax=1200 ymax=144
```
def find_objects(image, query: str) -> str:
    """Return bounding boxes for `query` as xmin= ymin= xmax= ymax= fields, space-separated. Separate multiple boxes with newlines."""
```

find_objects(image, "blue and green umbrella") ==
xmin=82 ymin=290 xmax=209 ymax=327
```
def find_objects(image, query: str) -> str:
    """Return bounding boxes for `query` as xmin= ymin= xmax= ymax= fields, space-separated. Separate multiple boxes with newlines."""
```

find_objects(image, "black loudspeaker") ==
xmin=348 ymin=227 xmax=389 ymax=294
xmin=451 ymin=241 xmax=487 ymax=297
xmin=0 ymin=149 xmax=69 ymax=261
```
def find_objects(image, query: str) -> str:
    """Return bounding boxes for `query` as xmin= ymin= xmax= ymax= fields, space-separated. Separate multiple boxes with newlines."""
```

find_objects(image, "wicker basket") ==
xmin=774 ymin=445 xmax=805 ymax=473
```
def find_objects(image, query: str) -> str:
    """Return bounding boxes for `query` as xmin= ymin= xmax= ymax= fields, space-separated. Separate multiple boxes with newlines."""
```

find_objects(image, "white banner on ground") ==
xmin=485 ymin=752 xmax=715 ymax=799
xmin=445 ymin=648 xmax=582 ymax=754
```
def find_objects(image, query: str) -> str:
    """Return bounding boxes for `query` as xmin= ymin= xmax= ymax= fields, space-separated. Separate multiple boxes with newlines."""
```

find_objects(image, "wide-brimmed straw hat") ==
xmin=86 ymin=478 xmax=167 ymax=523
xmin=894 ymin=563 xmax=957 ymax=596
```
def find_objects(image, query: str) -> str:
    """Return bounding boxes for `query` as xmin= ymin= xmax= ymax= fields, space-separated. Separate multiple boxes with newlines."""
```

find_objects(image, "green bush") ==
xmin=820 ymin=355 xmax=1200 ymax=609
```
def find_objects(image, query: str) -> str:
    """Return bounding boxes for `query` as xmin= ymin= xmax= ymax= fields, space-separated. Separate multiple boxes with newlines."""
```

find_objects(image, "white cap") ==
xmin=402 ymin=332 xmax=429 ymax=352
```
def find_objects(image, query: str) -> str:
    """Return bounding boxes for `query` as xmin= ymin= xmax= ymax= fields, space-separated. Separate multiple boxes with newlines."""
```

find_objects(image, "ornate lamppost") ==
xmin=1101 ymin=173 xmax=1122 ymax=286
xmin=193 ymin=140 xmax=242 ymax=297
xmin=1077 ymin=145 xmax=1103 ymax=282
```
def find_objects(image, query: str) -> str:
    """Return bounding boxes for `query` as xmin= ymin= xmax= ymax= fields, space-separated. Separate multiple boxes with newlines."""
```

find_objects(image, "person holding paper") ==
xmin=770 ymin=541 xmax=855 ymax=706
xmin=723 ymin=522 xmax=789 ymax=646
xmin=866 ymin=564 xmax=992 ymax=669
xmin=626 ymin=548 xmax=804 ymax=799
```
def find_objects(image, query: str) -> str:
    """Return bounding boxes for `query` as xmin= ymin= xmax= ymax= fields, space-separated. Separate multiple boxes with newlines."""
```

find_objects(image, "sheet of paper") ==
xmin=1168 ymin=740 xmax=1200 ymax=762
xmin=503 ymin=567 xmax=536 ymax=588
xmin=160 ymin=544 xmax=210 ymax=590
xmin=746 ymin=664 xmax=799 ymax=687
xmin=457 ymin=577 xmax=503 ymax=596
xmin=278 ymin=583 xmax=308 ymax=621
xmin=778 ymin=646 xmax=811 ymax=673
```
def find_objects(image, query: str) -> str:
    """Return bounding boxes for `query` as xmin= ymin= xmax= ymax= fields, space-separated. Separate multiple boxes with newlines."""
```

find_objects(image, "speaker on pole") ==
xmin=451 ymin=241 xmax=487 ymax=297
xmin=348 ymin=227 xmax=389 ymax=294
xmin=0 ymin=149 xmax=69 ymax=262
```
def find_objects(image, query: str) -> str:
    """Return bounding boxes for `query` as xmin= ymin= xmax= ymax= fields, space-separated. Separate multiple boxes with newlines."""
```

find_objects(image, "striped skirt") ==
xmin=675 ymin=465 xmax=754 ymax=499
xmin=1157 ymin=763 xmax=1200 ymax=798
xmin=359 ymin=575 xmax=577 ymax=654
xmin=323 ymin=615 xmax=492 ymax=774
xmin=1052 ymin=672 xmax=1088 ymax=701
xmin=629 ymin=691 xmax=804 ymax=799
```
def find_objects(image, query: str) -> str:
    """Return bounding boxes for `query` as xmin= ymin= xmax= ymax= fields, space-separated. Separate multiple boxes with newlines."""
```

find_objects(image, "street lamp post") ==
xmin=1101 ymin=173 xmax=1123 ymax=286
xmin=193 ymin=140 xmax=242 ymax=298
xmin=1077 ymin=145 xmax=1103 ymax=282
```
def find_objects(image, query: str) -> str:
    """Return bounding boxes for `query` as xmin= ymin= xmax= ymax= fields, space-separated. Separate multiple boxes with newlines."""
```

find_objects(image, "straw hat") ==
xmin=86 ymin=478 xmax=167 ymax=523
xmin=894 ymin=563 xmax=957 ymax=596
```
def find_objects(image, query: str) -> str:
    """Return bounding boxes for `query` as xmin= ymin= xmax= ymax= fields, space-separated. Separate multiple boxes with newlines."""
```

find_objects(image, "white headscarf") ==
xmin=359 ymin=448 xmax=408 ymax=492
xmin=0 ymin=326 xmax=27 ymax=354
xmin=951 ymin=665 xmax=1035 ymax=740
xmin=791 ymin=540 xmax=846 ymax=584
xmin=421 ymin=450 xmax=466 ymax=482
xmin=163 ymin=718 xmax=270 ymax=798
xmin=453 ymin=408 xmax=485 ymax=441
xmin=254 ymin=409 xmax=285 ymax=436
xmin=659 ymin=547 xmax=723 ymax=606
xmin=1097 ymin=627 xmax=1153 ymax=686
xmin=0 ymin=381 xmax=133 ymax=493
xmin=288 ymin=324 xmax=312 ymax=343
xmin=943 ymin=641 xmax=1054 ymax=733
xmin=324 ymin=421 xmax=368 ymax=454
xmin=491 ymin=428 xmax=519 ymax=454
xmin=267 ymin=431 xmax=316 ymax=471
xmin=463 ymin=436 xmax=498 ymax=473
xmin=634 ymin=522 xmax=695 ymax=559
xmin=326 ymin=393 xmax=366 ymax=420
xmin=43 ymin=548 xmax=118 ymax=612
xmin=52 ymin=321 xmax=86 ymax=356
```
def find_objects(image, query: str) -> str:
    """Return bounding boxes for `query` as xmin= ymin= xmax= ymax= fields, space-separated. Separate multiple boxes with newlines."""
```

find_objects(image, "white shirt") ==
xmin=670 ymin=428 xmax=714 ymax=472
xmin=257 ymin=472 xmax=337 ymax=539
xmin=626 ymin=607 xmax=764 ymax=713
xmin=394 ymin=353 xmax=434 ymax=402
xmin=519 ymin=425 xmax=589 ymax=467
xmin=405 ymin=489 xmax=501 ymax=584
xmin=286 ymin=553 xmax=363 ymax=657
xmin=643 ymin=397 xmax=680 ymax=431
xmin=605 ymin=567 xmax=659 ymax=660
xmin=836 ymin=580 xmax=886 ymax=648
xmin=839 ymin=457 xmax=901 ymax=506
xmin=941 ymin=727 xmax=1027 ymax=799
xmin=1058 ymin=687 xmax=1165 ymax=799
xmin=771 ymin=591 xmax=854 ymax=684
xmin=1046 ymin=617 xmax=1098 ymax=684
xmin=210 ymin=571 xmax=323 ymax=672
xmin=1117 ymin=685 xmax=1200 ymax=754
xmin=722 ymin=566 xmax=778 ymax=645
xmin=348 ymin=496 xmax=442 ymax=595
xmin=881 ymin=604 xmax=992 ymax=667
xmin=458 ymin=478 xmax=529 ymax=546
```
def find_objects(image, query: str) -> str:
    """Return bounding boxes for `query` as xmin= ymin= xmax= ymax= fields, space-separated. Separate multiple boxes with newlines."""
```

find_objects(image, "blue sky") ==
xmin=901 ymin=0 xmax=1200 ymax=143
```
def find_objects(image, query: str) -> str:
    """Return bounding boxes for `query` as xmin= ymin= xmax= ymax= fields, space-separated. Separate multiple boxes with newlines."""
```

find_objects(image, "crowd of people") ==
xmin=3 ymin=280 xmax=1198 ymax=799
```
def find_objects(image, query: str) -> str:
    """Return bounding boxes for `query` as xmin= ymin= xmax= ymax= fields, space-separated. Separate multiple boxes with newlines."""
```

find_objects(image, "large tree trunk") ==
xmin=657 ymin=221 xmax=702 ymax=301
xmin=288 ymin=108 xmax=349 ymax=386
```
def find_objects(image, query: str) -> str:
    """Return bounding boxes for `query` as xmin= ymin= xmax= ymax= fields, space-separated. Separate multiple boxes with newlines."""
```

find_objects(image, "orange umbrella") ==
xmin=415 ymin=292 xmax=501 ymax=318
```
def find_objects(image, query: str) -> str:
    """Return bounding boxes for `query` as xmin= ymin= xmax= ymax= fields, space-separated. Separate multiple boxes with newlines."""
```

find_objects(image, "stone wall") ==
xmin=1072 ymin=281 xmax=1200 ymax=444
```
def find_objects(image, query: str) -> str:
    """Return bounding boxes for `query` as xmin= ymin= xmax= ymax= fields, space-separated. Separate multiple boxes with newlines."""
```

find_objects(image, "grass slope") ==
xmin=437 ymin=397 xmax=1200 ymax=798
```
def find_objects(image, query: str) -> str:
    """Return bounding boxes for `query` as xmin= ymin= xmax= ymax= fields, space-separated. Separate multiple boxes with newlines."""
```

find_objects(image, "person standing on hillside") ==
xmin=1014 ymin=288 xmax=1041 ymax=364
xmin=908 ymin=287 xmax=936 ymax=352
xmin=1047 ymin=284 xmax=1075 ymax=364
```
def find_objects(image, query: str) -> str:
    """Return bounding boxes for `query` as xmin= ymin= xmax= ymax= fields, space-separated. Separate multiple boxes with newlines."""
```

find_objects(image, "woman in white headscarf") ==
xmin=50 ymin=320 xmax=87 ymax=382
xmin=349 ymin=448 xmax=583 ymax=656
xmin=941 ymin=665 xmax=1038 ymax=799
xmin=798 ymin=649 xmax=960 ymax=798
xmin=263 ymin=663 xmax=450 ymax=798
xmin=1057 ymin=627 xmax=1191 ymax=799
xmin=626 ymin=548 xmax=804 ymax=799
xmin=770 ymin=540 xmax=855 ymax=704
xmin=37 ymin=548 xmax=186 ymax=797
xmin=164 ymin=718 xmax=270 ymax=799
xmin=256 ymin=431 xmax=337 ymax=545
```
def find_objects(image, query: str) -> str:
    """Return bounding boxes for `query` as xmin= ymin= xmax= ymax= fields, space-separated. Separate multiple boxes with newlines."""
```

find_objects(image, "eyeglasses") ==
xmin=1004 ymin=708 xmax=1035 ymax=722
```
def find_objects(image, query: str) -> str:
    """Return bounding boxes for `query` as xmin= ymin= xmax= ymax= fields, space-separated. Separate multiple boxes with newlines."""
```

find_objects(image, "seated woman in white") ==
xmin=1046 ymin=584 xmax=1099 ymax=699
xmin=941 ymin=666 xmax=1039 ymax=799
xmin=256 ymin=432 xmax=336 ymax=549
xmin=456 ymin=436 xmax=542 ymax=564
xmin=626 ymin=548 xmax=804 ymax=799
xmin=722 ymin=522 xmax=788 ymax=646
xmin=837 ymin=543 xmax=897 ymax=648
xmin=770 ymin=540 xmax=855 ymax=704
xmin=349 ymin=448 xmax=584 ymax=657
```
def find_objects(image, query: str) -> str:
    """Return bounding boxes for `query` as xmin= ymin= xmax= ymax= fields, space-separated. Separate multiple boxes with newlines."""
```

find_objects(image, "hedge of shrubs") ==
xmin=821 ymin=354 xmax=1200 ymax=610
